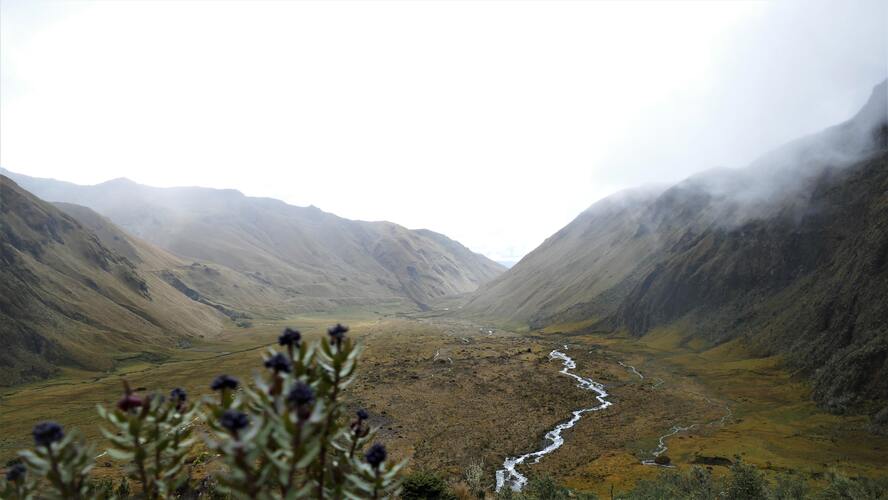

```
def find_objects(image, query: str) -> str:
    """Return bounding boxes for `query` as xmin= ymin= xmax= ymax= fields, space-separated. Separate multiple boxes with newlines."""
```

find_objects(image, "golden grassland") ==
xmin=544 ymin=324 xmax=888 ymax=495
xmin=1 ymin=308 xmax=886 ymax=495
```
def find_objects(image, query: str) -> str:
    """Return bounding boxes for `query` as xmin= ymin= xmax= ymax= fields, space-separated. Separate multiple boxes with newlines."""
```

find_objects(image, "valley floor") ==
xmin=1 ymin=307 xmax=885 ymax=495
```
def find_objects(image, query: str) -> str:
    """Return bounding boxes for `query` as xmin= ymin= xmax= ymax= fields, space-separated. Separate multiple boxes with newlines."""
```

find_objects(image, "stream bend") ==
xmin=495 ymin=350 xmax=612 ymax=492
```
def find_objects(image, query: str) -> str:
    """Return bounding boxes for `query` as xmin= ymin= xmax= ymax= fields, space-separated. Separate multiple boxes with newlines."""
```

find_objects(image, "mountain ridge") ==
xmin=0 ymin=175 xmax=229 ymax=385
xmin=464 ymin=80 xmax=888 ymax=411
xmin=0 ymin=170 xmax=505 ymax=311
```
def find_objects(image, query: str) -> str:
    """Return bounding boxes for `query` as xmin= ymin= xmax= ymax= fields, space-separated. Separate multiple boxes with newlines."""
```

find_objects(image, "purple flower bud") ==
xmin=220 ymin=409 xmax=250 ymax=433
xmin=364 ymin=443 xmax=387 ymax=468
xmin=170 ymin=387 xmax=187 ymax=403
xmin=211 ymin=375 xmax=239 ymax=391
xmin=32 ymin=421 xmax=64 ymax=447
xmin=287 ymin=383 xmax=315 ymax=406
xmin=5 ymin=463 xmax=26 ymax=482
xmin=264 ymin=353 xmax=292 ymax=373
xmin=327 ymin=323 xmax=349 ymax=344
xmin=278 ymin=328 xmax=301 ymax=347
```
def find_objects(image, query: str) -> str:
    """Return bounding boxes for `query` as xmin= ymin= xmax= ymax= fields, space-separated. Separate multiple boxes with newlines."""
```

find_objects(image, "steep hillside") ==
xmin=54 ymin=202 xmax=289 ymax=320
xmin=465 ymin=80 xmax=888 ymax=409
xmin=0 ymin=176 xmax=227 ymax=385
xmin=615 ymin=150 xmax=888 ymax=409
xmin=1 ymin=174 xmax=504 ymax=310
xmin=463 ymin=186 xmax=666 ymax=326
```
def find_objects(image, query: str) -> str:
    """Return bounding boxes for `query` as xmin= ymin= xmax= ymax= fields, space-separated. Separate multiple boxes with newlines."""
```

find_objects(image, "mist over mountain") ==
xmin=3 ymin=1 xmax=888 ymax=495
xmin=0 ymin=172 xmax=504 ymax=313
xmin=466 ymin=80 xmax=888 ymax=410
xmin=0 ymin=172 xmax=505 ymax=385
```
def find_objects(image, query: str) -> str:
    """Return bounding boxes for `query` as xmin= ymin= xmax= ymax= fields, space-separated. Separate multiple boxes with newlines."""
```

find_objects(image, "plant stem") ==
xmin=284 ymin=420 xmax=304 ymax=494
xmin=317 ymin=368 xmax=342 ymax=499
xmin=153 ymin=418 xmax=162 ymax=490
xmin=371 ymin=468 xmax=381 ymax=500
xmin=133 ymin=424 xmax=152 ymax=499
xmin=348 ymin=431 xmax=359 ymax=459
xmin=235 ymin=445 xmax=261 ymax=498
xmin=46 ymin=445 xmax=72 ymax=499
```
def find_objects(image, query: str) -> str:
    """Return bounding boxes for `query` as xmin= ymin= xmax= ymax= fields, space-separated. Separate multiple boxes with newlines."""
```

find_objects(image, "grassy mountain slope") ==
xmin=0 ymin=176 xmax=227 ymax=386
xmin=465 ymin=81 xmax=888 ymax=409
xmin=53 ymin=202 xmax=288 ymax=320
xmin=617 ymin=150 xmax=888 ymax=408
xmin=462 ymin=186 xmax=666 ymax=326
xmin=0 ymin=175 xmax=504 ymax=310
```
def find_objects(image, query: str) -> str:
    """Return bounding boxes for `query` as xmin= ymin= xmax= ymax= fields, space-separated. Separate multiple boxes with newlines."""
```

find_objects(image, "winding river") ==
xmin=495 ymin=349 xmax=612 ymax=492
xmin=494 ymin=349 xmax=734 ymax=490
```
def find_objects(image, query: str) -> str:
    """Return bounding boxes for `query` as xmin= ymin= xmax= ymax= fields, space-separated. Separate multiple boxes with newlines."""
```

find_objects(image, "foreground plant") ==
xmin=15 ymin=422 xmax=95 ymax=499
xmin=0 ymin=323 xmax=404 ymax=499
xmin=97 ymin=382 xmax=200 ymax=498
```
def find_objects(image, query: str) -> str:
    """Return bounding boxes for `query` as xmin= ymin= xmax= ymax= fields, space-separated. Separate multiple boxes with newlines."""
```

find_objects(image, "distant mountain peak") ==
xmin=99 ymin=177 xmax=139 ymax=186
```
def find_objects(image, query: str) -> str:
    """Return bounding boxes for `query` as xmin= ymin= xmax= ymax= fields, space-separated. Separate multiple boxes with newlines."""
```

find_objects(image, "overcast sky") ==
xmin=2 ymin=1 xmax=885 ymax=262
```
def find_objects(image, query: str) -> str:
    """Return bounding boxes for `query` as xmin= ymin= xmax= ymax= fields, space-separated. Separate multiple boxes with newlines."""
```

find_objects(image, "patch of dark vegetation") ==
xmin=205 ymin=301 xmax=251 ymax=321
xmin=611 ymin=459 xmax=888 ymax=500
xmin=117 ymin=303 xmax=163 ymax=329
xmin=159 ymin=270 xmax=251 ymax=321
xmin=159 ymin=270 xmax=201 ymax=300
xmin=402 ymin=470 xmax=454 ymax=500
xmin=117 ymin=267 xmax=150 ymax=298
xmin=114 ymin=351 xmax=170 ymax=365
xmin=0 ymin=319 xmax=64 ymax=386
xmin=692 ymin=454 xmax=734 ymax=467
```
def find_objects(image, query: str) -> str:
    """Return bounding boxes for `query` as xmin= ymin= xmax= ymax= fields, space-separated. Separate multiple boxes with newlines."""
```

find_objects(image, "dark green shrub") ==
xmin=525 ymin=475 xmax=571 ymax=500
xmin=402 ymin=470 xmax=456 ymax=499
xmin=116 ymin=476 xmax=131 ymax=498
xmin=89 ymin=477 xmax=115 ymax=499
xmin=724 ymin=459 xmax=769 ymax=500
xmin=621 ymin=467 xmax=715 ymax=500
xmin=819 ymin=472 xmax=888 ymax=500
xmin=773 ymin=472 xmax=807 ymax=500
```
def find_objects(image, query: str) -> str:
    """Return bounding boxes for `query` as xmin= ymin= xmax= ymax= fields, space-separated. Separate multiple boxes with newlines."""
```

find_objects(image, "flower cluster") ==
xmin=32 ymin=421 xmax=64 ymax=447
xmin=0 ymin=323 xmax=404 ymax=500
xmin=10 ymin=420 xmax=94 ymax=498
xmin=279 ymin=327 xmax=301 ymax=347
xmin=365 ymin=443 xmax=387 ymax=469
xmin=170 ymin=387 xmax=187 ymax=411
xmin=220 ymin=409 xmax=250 ymax=434
xmin=328 ymin=323 xmax=349 ymax=350
xmin=211 ymin=374 xmax=239 ymax=391
xmin=264 ymin=352 xmax=293 ymax=373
